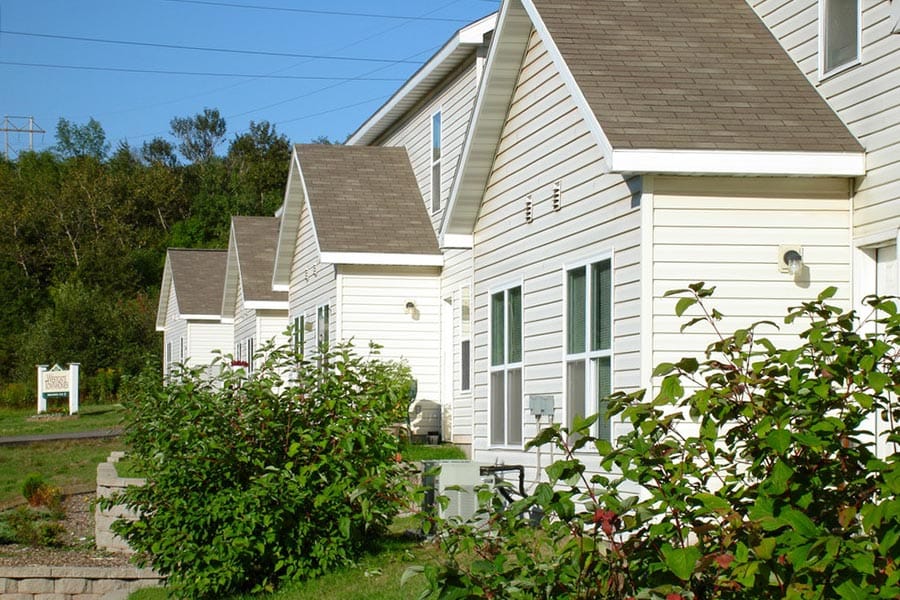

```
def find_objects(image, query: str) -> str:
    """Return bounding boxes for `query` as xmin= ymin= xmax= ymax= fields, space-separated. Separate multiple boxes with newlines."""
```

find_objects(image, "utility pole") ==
xmin=1 ymin=116 xmax=46 ymax=159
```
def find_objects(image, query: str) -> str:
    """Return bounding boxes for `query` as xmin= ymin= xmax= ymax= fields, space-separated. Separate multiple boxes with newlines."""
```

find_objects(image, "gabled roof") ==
xmin=156 ymin=249 xmax=228 ymax=330
xmin=272 ymin=145 xmax=442 ymax=287
xmin=347 ymin=13 xmax=496 ymax=146
xmin=441 ymin=0 xmax=867 ymax=246
xmin=222 ymin=216 xmax=289 ymax=319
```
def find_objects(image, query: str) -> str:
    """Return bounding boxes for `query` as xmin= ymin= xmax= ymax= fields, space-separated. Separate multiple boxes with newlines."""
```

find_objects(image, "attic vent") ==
xmin=552 ymin=181 xmax=562 ymax=211
xmin=524 ymin=195 xmax=534 ymax=223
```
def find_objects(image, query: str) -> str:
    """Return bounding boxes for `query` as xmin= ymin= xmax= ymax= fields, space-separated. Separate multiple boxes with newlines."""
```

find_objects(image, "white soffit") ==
xmin=611 ymin=149 xmax=867 ymax=177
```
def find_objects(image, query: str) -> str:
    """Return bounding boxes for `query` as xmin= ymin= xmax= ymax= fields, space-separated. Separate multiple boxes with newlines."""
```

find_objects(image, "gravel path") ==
xmin=0 ymin=492 xmax=134 ymax=568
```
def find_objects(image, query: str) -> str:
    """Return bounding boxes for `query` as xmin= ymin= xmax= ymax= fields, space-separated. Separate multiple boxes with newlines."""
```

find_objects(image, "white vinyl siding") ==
xmin=381 ymin=60 xmax=480 ymax=232
xmin=751 ymin=1 xmax=900 ymax=249
xmin=489 ymin=285 xmax=523 ymax=447
xmin=470 ymin=30 xmax=642 ymax=467
xmin=186 ymin=321 xmax=233 ymax=376
xmin=647 ymin=176 xmax=852 ymax=376
xmin=338 ymin=265 xmax=442 ymax=404
xmin=442 ymin=248 xmax=476 ymax=445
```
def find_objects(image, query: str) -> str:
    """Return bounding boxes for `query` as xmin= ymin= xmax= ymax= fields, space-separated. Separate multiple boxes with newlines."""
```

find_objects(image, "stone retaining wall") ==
xmin=0 ymin=565 xmax=162 ymax=599
xmin=94 ymin=453 xmax=144 ymax=554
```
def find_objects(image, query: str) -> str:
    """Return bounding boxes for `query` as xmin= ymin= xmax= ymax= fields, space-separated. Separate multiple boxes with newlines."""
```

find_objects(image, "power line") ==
xmin=0 ymin=29 xmax=423 ymax=65
xmin=159 ymin=0 xmax=471 ymax=23
xmin=0 ymin=61 xmax=407 ymax=81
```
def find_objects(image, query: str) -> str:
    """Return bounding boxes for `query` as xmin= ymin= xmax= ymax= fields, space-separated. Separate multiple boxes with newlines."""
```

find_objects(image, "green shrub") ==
xmin=419 ymin=286 xmax=900 ymax=599
xmin=111 ymin=339 xmax=416 ymax=599
xmin=0 ymin=507 xmax=65 ymax=547
xmin=0 ymin=382 xmax=34 ymax=408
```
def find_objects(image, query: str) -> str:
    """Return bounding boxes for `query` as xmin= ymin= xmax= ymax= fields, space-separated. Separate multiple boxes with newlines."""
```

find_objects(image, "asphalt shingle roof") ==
xmin=231 ymin=216 xmax=288 ymax=303
xmin=294 ymin=144 xmax=441 ymax=256
xmin=168 ymin=249 xmax=227 ymax=316
xmin=532 ymin=0 xmax=863 ymax=153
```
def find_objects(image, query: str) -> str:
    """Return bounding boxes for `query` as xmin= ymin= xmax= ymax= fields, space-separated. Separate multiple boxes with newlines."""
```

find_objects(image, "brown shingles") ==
xmin=231 ymin=216 xmax=288 ymax=303
xmin=294 ymin=144 xmax=441 ymax=256
xmin=169 ymin=249 xmax=227 ymax=316
xmin=532 ymin=0 xmax=863 ymax=153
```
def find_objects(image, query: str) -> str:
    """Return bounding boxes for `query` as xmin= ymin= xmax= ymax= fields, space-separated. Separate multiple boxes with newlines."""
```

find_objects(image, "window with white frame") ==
xmin=431 ymin=111 xmax=442 ymax=214
xmin=821 ymin=0 xmax=860 ymax=75
xmin=460 ymin=287 xmax=472 ymax=392
xmin=490 ymin=285 xmax=523 ymax=446
xmin=247 ymin=338 xmax=255 ymax=373
xmin=316 ymin=304 xmax=330 ymax=348
xmin=565 ymin=258 xmax=612 ymax=440
xmin=180 ymin=337 xmax=185 ymax=363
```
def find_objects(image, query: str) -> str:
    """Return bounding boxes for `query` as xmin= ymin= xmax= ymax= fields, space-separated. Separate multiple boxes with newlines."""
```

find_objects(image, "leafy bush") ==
xmin=21 ymin=473 xmax=62 ymax=514
xmin=0 ymin=382 xmax=34 ymax=408
xmin=419 ymin=286 xmax=900 ymax=599
xmin=0 ymin=507 xmax=65 ymax=547
xmin=112 ymin=339 xmax=416 ymax=599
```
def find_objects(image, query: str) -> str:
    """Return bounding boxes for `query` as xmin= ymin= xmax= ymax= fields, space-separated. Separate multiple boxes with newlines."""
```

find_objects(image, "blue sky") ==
xmin=0 ymin=0 xmax=498 ymax=157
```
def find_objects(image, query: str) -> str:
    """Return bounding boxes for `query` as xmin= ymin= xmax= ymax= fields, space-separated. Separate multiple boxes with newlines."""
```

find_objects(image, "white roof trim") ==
xmin=179 ymin=314 xmax=223 ymax=322
xmin=611 ymin=149 xmax=866 ymax=177
xmin=272 ymin=283 xmax=289 ymax=292
xmin=440 ymin=233 xmax=474 ymax=249
xmin=245 ymin=300 xmax=290 ymax=310
xmin=347 ymin=14 xmax=496 ymax=146
xmin=271 ymin=152 xmax=303 ymax=289
xmin=320 ymin=252 xmax=444 ymax=266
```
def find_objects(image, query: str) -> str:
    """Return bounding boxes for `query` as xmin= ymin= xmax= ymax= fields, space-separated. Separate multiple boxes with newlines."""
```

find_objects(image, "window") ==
xmin=461 ymin=287 xmax=472 ymax=392
xmin=431 ymin=111 xmax=442 ymax=214
xmin=293 ymin=315 xmax=305 ymax=355
xmin=248 ymin=338 xmax=255 ymax=373
xmin=490 ymin=285 xmax=523 ymax=446
xmin=166 ymin=342 xmax=172 ymax=368
xmin=565 ymin=259 xmax=612 ymax=440
xmin=180 ymin=338 xmax=185 ymax=362
xmin=317 ymin=304 xmax=330 ymax=348
xmin=821 ymin=0 xmax=860 ymax=75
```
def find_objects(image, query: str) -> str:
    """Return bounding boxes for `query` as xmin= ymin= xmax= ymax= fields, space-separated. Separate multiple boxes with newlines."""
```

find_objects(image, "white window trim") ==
xmin=316 ymin=303 xmax=330 ymax=349
xmin=562 ymin=251 xmax=615 ymax=440
xmin=487 ymin=278 xmax=524 ymax=449
xmin=431 ymin=109 xmax=442 ymax=214
xmin=818 ymin=0 xmax=862 ymax=80
xmin=460 ymin=286 xmax=473 ymax=394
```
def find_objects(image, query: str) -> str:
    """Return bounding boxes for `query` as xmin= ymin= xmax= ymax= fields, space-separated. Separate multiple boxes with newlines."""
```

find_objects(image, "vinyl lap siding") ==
xmin=288 ymin=193 xmax=336 ymax=355
xmin=649 ymin=176 xmax=852 ymax=373
xmin=382 ymin=62 xmax=479 ymax=231
xmin=752 ymin=0 xmax=900 ymax=239
xmin=442 ymin=248 xmax=475 ymax=444
xmin=186 ymin=321 xmax=232 ymax=373
xmin=471 ymin=31 xmax=641 ymax=468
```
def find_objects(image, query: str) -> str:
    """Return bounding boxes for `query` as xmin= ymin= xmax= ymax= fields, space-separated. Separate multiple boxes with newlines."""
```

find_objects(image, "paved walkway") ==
xmin=0 ymin=428 xmax=124 ymax=445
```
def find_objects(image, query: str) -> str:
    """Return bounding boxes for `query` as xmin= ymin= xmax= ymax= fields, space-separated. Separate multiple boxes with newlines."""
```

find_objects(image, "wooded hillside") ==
xmin=0 ymin=111 xmax=306 ymax=405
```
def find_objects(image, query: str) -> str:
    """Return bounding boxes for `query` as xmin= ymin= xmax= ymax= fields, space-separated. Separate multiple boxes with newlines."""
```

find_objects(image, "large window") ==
xmin=431 ymin=111 xmax=442 ymax=214
xmin=821 ymin=0 xmax=859 ymax=75
xmin=565 ymin=259 xmax=612 ymax=440
xmin=490 ymin=285 xmax=523 ymax=446
xmin=293 ymin=315 xmax=305 ymax=355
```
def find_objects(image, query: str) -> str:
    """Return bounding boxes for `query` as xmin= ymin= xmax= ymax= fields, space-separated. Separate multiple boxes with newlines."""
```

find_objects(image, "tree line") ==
xmin=0 ymin=109 xmax=320 ymax=405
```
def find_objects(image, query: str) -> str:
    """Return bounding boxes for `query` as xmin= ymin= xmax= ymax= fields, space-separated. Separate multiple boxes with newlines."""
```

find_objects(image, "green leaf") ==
xmin=675 ymin=297 xmax=697 ymax=317
xmin=662 ymin=545 xmax=701 ymax=581
xmin=401 ymin=566 xmax=425 ymax=587
xmin=779 ymin=508 xmax=818 ymax=538
xmin=766 ymin=429 xmax=792 ymax=454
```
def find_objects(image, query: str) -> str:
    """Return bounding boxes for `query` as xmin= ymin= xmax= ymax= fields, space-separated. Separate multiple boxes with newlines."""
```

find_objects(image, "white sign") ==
xmin=36 ymin=363 xmax=80 ymax=414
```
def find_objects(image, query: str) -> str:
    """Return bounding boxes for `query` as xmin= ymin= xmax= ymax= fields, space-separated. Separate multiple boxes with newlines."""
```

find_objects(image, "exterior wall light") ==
xmin=405 ymin=301 xmax=420 ymax=320
xmin=778 ymin=245 xmax=804 ymax=277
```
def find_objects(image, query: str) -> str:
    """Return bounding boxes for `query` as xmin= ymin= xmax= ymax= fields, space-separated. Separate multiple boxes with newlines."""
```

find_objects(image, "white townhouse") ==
xmin=272 ymin=144 xmax=444 ymax=423
xmin=750 ymin=0 xmax=900 ymax=458
xmin=156 ymin=248 xmax=232 ymax=378
xmin=221 ymin=216 xmax=290 ymax=372
xmin=347 ymin=13 xmax=495 ymax=452
xmin=440 ymin=0 xmax=870 ymax=474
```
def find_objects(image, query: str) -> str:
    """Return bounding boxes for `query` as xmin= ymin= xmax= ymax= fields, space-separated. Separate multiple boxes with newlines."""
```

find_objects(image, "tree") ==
xmin=141 ymin=137 xmax=178 ymax=168
xmin=54 ymin=117 xmax=109 ymax=160
xmin=226 ymin=121 xmax=290 ymax=215
xmin=170 ymin=108 xmax=227 ymax=164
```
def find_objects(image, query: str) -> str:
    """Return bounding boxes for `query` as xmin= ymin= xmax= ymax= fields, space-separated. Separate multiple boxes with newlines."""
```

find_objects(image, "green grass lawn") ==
xmin=0 ymin=404 xmax=125 ymax=437
xmin=128 ymin=517 xmax=438 ymax=600
xmin=400 ymin=443 xmax=466 ymax=463
xmin=0 ymin=438 xmax=124 ymax=504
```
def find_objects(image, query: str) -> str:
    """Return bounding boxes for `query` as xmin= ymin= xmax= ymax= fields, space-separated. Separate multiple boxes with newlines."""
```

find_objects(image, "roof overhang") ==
xmin=320 ymin=252 xmax=444 ymax=267
xmin=272 ymin=150 xmax=307 ymax=289
xmin=347 ymin=13 xmax=496 ymax=146
xmin=610 ymin=149 xmax=867 ymax=177
xmin=245 ymin=300 xmax=290 ymax=310
xmin=180 ymin=314 xmax=223 ymax=322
